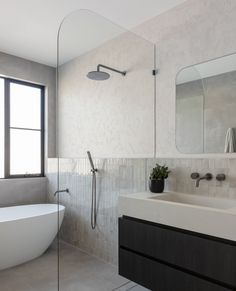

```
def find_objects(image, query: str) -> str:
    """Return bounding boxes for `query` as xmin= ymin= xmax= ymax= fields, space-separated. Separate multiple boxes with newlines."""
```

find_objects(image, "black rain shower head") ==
xmin=87 ymin=64 xmax=126 ymax=81
xmin=87 ymin=70 xmax=110 ymax=81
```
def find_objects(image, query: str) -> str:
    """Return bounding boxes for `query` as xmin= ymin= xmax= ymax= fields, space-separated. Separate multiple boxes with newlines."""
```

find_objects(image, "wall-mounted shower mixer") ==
xmin=87 ymin=151 xmax=98 ymax=229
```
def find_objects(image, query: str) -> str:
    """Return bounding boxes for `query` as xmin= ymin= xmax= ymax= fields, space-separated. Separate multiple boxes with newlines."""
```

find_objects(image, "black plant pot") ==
xmin=149 ymin=179 xmax=165 ymax=193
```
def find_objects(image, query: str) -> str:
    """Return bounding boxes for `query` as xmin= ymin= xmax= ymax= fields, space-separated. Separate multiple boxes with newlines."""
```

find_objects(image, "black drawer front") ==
xmin=119 ymin=217 xmax=236 ymax=287
xmin=119 ymin=248 xmax=231 ymax=291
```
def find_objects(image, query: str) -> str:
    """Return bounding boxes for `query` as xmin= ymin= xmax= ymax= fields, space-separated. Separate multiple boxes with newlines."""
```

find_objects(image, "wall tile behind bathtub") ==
xmin=47 ymin=158 xmax=146 ymax=265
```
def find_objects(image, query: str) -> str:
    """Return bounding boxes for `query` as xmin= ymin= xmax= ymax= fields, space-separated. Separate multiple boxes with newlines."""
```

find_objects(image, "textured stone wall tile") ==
xmin=47 ymin=156 xmax=236 ymax=265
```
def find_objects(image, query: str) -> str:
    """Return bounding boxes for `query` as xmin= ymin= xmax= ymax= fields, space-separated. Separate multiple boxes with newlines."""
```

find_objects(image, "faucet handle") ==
xmin=191 ymin=172 xmax=200 ymax=179
xmin=205 ymin=173 xmax=213 ymax=180
xmin=216 ymin=173 xmax=226 ymax=181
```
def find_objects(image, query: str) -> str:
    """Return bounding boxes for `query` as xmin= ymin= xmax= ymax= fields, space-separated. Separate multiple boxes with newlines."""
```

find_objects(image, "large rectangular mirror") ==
xmin=176 ymin=53 xmax=236 ymax=154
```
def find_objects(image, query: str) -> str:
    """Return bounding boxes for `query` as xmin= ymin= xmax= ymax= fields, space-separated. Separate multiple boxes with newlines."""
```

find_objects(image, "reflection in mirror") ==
xmin=176 ymin=53 xmax=236 ymax=154
xmin=176 ymin=66 xmax=204 ymax=154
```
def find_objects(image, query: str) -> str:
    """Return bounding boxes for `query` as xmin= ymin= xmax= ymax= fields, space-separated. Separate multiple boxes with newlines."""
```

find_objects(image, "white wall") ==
xmin=134 ymin=0 xmax=236 ymax=158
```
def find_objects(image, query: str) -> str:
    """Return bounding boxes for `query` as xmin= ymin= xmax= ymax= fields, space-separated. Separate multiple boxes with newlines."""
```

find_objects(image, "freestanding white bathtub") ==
xmin=0 ymin=204 xmax=65 ymax=270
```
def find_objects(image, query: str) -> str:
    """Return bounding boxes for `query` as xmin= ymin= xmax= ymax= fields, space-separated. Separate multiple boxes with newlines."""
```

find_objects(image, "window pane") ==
xmin=10 ymin=129 xmax=41 ymax=175
xmin=0 ymin=79 xmax=4 ymax=178
xmin=10 ymin=83 xmax=41 ymax=129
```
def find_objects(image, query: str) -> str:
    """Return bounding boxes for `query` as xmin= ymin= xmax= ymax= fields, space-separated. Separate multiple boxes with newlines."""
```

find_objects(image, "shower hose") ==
xmin=91 ymin=169 xmax=97 ymax=229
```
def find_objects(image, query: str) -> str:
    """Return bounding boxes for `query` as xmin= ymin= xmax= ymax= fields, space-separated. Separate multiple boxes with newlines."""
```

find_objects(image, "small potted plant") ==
xmin=149 ymin=164 xmax=170 ymax=193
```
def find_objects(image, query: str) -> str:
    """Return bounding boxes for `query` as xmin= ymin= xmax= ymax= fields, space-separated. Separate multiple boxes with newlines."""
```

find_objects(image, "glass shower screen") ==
xmin=56 ymin=9 xmax=155 ymax=291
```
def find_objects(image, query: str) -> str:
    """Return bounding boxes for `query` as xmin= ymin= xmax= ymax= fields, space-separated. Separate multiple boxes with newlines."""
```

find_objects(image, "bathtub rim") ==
xmin=0 ymin=203 xmax=65 ymax=223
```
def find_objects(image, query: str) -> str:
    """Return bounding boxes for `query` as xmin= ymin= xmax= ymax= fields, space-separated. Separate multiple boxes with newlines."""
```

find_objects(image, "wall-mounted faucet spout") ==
xmin=191 ymin=173 xmax=213 ymax=188
xmin=54 ymin=188 xmax=69 ymax=196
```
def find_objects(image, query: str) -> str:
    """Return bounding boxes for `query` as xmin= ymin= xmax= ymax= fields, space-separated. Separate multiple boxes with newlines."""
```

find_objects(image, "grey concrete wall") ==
xmin=0 ymin=177 xmax=47 ymax=207
xmin=0 ymin=51 xmax=56 ymax=158
xmin=0 ymin=52 xmax=55 ymax=205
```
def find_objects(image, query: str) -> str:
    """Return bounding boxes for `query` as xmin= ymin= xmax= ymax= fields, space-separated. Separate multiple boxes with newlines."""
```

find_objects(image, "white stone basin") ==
xmin=118 ymin=191 xmax=236 ymax=241
xmin=149 ymin=192 xmax=236 ymax=209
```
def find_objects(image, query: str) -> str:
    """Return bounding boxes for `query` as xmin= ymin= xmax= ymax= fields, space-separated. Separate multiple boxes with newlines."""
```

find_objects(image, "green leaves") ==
xmin=150 ymin=163 xmax=170 ymax=181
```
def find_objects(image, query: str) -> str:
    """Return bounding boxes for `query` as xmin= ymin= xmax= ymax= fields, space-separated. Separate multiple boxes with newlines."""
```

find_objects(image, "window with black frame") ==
xmin=0 ymin=77 xmax=45 ymax=178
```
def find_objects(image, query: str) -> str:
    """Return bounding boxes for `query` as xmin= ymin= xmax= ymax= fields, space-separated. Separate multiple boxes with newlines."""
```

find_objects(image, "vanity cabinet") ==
xmin=119 ymin=216 xmax=236 ymax=291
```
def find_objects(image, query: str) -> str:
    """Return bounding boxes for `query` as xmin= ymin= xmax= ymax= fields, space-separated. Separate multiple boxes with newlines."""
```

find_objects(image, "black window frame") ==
xmin=2 ymin=77 xmax=45 ymax=179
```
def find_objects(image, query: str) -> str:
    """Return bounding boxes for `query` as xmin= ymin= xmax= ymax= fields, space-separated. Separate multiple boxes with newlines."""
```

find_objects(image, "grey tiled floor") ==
xmin=0 ymin=242 xmax=149 ymax=291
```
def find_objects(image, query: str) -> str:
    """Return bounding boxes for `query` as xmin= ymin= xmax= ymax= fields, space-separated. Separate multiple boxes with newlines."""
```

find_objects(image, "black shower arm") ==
xmin=97 ymin=64 xmax=126 ymax=76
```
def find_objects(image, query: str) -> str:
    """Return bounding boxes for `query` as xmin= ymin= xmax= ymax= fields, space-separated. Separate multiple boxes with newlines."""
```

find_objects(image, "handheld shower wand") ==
xmin=87 ymin=151 xmax=97 ymax=173
xmin=87 ymin=151 xmax=98 ymax=229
